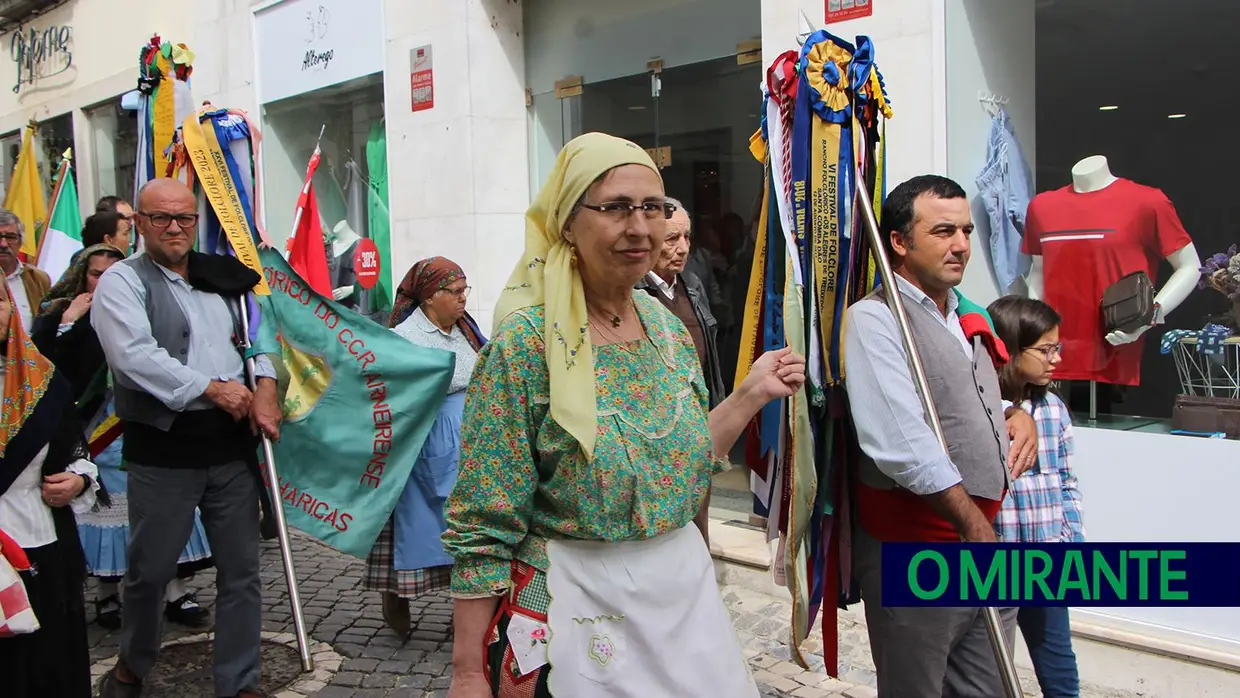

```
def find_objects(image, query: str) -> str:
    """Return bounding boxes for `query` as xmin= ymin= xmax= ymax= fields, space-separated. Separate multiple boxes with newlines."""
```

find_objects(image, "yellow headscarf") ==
xmin=493 ymin=132 xmax=661 ymax=460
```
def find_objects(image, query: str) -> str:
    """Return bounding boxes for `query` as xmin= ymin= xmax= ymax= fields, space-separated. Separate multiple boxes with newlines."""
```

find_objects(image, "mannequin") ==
xmin=1023 ymin=155 xmax=1202 ymax=389
xmin=326 ymin=220 xmax=361 ymax=304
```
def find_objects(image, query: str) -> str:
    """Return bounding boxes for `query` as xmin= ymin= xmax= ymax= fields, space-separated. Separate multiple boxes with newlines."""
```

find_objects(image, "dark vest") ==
xmin=110 ymin=255 xmax=256 ymax=468
xmin=112 ymin=255 xmax=195 ymax=431
xmin=855 ymin=287 xmax=1011 ymax=542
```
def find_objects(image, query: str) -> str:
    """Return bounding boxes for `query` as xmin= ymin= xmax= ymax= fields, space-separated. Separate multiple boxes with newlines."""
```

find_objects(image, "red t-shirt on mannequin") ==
xmin=1023 ymin=178 xmax=1193 ymax=386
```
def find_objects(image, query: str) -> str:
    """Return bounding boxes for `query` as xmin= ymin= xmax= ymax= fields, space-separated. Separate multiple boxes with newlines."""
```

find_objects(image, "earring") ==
xmin=569 ymin=246 xmax=578 ymax=267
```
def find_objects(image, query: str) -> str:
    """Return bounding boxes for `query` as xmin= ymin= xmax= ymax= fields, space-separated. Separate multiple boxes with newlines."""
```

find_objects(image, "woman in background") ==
xmin=0 ymin=279 xmax=101 ymax=697
xmin=365 ymin=256 xmax=485 ymax=638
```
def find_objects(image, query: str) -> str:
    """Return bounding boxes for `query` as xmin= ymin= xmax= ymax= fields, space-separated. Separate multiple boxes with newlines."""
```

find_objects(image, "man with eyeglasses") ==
xmin=0 ymin=208 xmax=52 ymax=334
xmin=93 ymin=179 xmax=280 ymax=698
xmin=842 ymin=175 xmax=1040 ymax=697
xmin=636 ymin=197 xmax=727 ymax=548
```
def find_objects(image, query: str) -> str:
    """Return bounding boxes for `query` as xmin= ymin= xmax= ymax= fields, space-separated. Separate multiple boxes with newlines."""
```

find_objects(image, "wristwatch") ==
xmin=1150 ymin=302 xmax=1163 ymax=327
xmin=77 ymin=473 xmax=93 ymax=497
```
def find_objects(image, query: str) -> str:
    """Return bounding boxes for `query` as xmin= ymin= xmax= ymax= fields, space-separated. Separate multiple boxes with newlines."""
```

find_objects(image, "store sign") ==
xmin=353 ymin=238 xmax=380 ymax=289
xmin=9 ymin=24 xmax=73 ymax=94
xmin=826 ymin=0 xmax=873 ymax=24
xmin=254 ymin=0 xmax=384 ymax=104
xmin=410 ymin=45 xmax=433 ymax=112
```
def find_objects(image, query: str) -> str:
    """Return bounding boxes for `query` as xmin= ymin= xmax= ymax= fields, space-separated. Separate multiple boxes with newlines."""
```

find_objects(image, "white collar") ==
xmin=646 ymin=271 xmax=677 ymax=300
xmin=893 ymin=274 xmax=959 ymax=317
xmin=412 ymin=306 xmax=455 ymax=337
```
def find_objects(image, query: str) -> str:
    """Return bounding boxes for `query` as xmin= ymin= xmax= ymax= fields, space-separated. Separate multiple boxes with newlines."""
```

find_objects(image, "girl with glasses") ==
xmin=987 ymin=295 xmax=1083 ymax=698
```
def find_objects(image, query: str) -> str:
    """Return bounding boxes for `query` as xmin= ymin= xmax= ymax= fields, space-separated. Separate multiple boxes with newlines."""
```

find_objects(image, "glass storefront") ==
xmin=946 ymin=1 xmax=1240 ymax=435
xmin=261 ymin=73 xmax=389 ymax=316
xmin=87 ymin=98 xmax=139 ymax=205
xmin=525 ymin=0 xmax=763 ymax=387
xmin=1031 ymin=3 xmax=1236 ymax=431
xmin=0 ymin=112 xmax=73 ymax=200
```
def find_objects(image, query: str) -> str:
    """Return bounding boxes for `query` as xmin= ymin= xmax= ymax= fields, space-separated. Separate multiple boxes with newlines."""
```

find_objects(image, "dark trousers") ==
xmin=0 ymin=541 xmax=91 ymax=698
xmin=853 ymin=526 xmax=1019 ymax=698
xmin=1019 ymin=606 xmax=1080 ymax=697
xmin=120 ymin=460 xmax=261 ymax=697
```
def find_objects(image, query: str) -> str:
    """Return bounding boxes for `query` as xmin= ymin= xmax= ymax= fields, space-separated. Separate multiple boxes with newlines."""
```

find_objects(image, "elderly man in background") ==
xmin=94 ymin=179 xmax=281 ymax=698
xmin=637 ymin=196 xmax=727 ymax=549
xmin=0 ymin=208 xmax=51 ymax=333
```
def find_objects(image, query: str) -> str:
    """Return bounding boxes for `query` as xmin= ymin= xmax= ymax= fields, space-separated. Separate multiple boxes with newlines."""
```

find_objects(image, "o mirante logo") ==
xmin=881 ymin=543 xmax=1240 ymax=607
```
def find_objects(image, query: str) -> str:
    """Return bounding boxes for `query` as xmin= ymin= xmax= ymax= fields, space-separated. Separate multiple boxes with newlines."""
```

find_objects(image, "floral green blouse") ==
xmin=442 ymin=291 xmax=724 ymax=598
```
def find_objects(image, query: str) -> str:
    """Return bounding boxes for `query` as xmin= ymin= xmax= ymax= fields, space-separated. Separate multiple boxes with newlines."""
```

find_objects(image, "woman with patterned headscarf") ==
xmin=442 ymin=133 xmax=805 ymax=697
xmin=364 ymin=256 xmax=485 ymax=638
xmin=0 ymin=278 xmax=102 ymax=697
xmin=31 ymin=244 xmax=214 ymax=631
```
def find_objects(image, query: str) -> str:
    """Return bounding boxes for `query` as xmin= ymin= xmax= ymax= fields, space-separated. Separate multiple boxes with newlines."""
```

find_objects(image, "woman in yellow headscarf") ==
xmin=442 ymin=133 xmax=806 ymax=698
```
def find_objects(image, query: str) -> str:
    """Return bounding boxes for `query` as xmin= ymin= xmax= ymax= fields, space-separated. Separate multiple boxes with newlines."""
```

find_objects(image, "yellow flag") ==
xmin=180 ymin=111 xmax=271 ymax=295
xmin=3 ymin=125 xmax=47 ymax=258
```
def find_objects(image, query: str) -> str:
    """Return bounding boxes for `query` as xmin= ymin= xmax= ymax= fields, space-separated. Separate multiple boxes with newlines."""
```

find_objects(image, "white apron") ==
xmin=541 ymin=525 xmax=759 ymax=697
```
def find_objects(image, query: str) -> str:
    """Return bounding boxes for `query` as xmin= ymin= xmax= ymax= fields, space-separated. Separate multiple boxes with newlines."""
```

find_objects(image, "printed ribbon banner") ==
xmin=741 ymin=27 xmax=893 ymax=676
xmin=252 ymin=249 xmax=454 ymax=558
xmin=181 ymin=110 xmax=271 ymax=295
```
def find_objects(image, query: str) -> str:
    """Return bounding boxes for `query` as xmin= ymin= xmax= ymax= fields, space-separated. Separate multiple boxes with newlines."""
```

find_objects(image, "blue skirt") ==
xmin=75 ymin=436 xmax=214 ymax=579
xmin=392 ymin=391 xmax=465 ymax=571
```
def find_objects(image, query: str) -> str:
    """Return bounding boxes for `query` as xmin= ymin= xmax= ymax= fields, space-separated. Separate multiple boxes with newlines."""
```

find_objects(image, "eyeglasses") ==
xmin=1026 ymin=342 xmax=1064 ymax=360
xmin=139 ymin=211 xmax=200 ymax=229
xmin=440 ymin=286 xmax=471 ymax=299
xmin=0 ymin=233 xmax=19 ymax=244
xmin=579 ymin=200 xmax=678 ymax=221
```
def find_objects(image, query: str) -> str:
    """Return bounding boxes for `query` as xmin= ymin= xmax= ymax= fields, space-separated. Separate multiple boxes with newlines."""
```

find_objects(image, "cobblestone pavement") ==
xmin=85 ymin=532 xmax=1133 ymax=697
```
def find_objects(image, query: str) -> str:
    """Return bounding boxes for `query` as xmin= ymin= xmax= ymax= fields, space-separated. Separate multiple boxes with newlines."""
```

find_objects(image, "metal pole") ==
xmin=238 ymin=299 xmax=314 ymax=672
xmin=853 ymin=163 xmax=1022 ymax=698
xmin=234 ymin=124 xmax=326 ymax=671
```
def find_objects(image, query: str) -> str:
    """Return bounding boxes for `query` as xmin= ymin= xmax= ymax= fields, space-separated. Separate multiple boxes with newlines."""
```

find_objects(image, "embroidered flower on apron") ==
xmin=588 ymin=634 xmax=616 ymax=667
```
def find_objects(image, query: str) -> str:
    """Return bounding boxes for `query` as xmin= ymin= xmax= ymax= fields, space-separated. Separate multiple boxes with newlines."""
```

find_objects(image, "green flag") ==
xmin=252 ymin=248 xmax=454 ymax=558
xmin=35 ymin=164 xmax=82 ymax=283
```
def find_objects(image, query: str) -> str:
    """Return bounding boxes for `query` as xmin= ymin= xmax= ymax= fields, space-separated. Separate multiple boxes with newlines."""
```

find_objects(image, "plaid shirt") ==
xmin=995 ymin=392 xmax=1086 ymax=543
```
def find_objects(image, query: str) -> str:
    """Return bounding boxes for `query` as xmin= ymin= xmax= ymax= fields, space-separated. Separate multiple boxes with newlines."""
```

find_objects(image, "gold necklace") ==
xmin=586 ymin=299 xmax=631 ymax=329
xmin=588 ymin=318 xmax=650 ymax=355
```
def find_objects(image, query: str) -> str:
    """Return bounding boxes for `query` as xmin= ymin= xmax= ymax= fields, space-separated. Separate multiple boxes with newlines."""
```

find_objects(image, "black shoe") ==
xmin=381 ymin=592 xmax=411 ymax=639
xmin=99 ymin=665 xmax=143 ymax=698
xmin=164 ymin=593 xmax=210 ymax=627
xmin=95 ymin=595 xmax=122 ymax=630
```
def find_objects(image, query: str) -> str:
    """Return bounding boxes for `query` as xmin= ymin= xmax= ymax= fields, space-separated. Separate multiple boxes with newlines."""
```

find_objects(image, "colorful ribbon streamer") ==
xmin=741 ymin=29 xmax=894 ymax=676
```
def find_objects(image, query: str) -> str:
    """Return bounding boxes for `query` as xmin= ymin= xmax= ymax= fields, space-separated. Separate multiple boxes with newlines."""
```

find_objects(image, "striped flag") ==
xmin=35 ymin=157 xmax=83 ymax=283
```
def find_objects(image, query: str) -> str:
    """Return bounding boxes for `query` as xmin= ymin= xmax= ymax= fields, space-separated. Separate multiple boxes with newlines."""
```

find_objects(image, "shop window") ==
xmin=261 ymin=73 xmax=389 ymax=317
xmin=948 ymin=1 xmax=1240 ymax=435
xmin=0 ymin=113 xmax=72 ymax=199
xmin=37 ymin=112 xmax=73 ymax=188
xmin=0 ymin=131 xmax=20 ymax=196
xmin=1031 ymin=1 xmax=1239 ymax=433
xmin=87 ymin=99 xmax=138 ymax=205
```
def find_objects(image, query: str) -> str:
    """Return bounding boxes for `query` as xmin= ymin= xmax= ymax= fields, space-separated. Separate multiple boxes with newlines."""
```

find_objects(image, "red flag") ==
xmin=287 ymin=154 xmax=333 ymax=296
